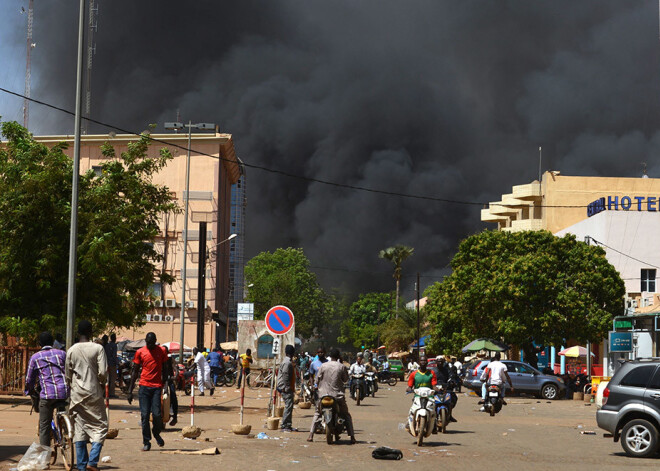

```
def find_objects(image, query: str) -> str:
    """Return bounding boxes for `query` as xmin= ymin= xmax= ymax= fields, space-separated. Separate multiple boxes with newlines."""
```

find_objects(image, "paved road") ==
xmin=1 ymin=383 xmax=659 ymax=470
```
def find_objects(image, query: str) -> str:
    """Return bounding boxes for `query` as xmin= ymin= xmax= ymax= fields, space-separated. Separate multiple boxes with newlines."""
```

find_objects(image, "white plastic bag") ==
xmin=16 ymin=442 xmax=51 ymax=470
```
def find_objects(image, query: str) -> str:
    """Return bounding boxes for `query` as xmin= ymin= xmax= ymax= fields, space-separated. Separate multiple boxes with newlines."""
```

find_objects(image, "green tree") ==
xmin=426 ymin=230 xmax=625 ymax=363
xmin=338 ymin=291 xmax=393 ymax=349
xmin=0 ymin=121 xmax=178 ymax=340
xmin=244 ymin=247 xmax=330 ymax=338
xmin=379 ymin=244 xmax=414 ymax=316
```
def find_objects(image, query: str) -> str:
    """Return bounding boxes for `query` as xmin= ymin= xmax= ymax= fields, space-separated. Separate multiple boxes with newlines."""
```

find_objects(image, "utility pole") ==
xmin=82 ymin=0 xmax=99 ymax=134
xmin=23 ymin=0 xmax=34 ymax=129
xmin=416 ymin=273 xmax=421 ymax=359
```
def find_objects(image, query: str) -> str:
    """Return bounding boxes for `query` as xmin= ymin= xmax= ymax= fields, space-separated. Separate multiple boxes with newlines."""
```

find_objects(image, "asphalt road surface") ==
xmin=1 ymin=383 xmax=659 ymax=470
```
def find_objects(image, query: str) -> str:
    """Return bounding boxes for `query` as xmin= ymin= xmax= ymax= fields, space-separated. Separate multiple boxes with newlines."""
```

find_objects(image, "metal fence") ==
xmin=0 ymin=346 xmax=39 ymax=395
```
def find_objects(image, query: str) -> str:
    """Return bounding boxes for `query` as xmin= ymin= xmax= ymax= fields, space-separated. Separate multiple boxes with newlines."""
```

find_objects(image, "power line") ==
xmin=0 ymin=87 xmax=619 ymax=210
xmin=589 ymin=236 xmax=660 ymax=270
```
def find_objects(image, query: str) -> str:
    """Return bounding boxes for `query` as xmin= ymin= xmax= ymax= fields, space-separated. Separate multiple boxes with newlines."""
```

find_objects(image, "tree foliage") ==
xmin=379 ymin=244 xmax=414 ymax=312
xmin=426 ymin=230 xmax=625 ymax=357
xmin=338 ymin=291 xmax=393 ymax=348
xmin=0 ymin=121 xmax=178 ymax=339
xmin=244 ymin=247 xmax=330 ymax=338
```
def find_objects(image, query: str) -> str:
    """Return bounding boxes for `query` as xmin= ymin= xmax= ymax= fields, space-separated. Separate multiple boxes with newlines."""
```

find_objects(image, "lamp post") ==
xmin=164 ymin=121 xmax=215 ymax=360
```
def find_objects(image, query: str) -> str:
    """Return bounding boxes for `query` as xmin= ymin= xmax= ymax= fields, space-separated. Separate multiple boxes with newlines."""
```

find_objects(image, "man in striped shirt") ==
xmin=25 ymin=331 xmax=69 ymax=447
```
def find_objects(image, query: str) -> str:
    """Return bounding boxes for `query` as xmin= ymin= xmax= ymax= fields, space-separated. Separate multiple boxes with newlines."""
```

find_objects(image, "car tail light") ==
xmin=472 ymin=361 xmax=482 ymax=377
xmin=602 ymin=386 xmax=610 ymax=406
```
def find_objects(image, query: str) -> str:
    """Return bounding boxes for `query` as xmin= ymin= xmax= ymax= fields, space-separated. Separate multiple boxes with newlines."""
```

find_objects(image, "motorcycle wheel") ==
xmin=224 ymin=374 xmax=236 ymax=387
xmin=440 ymin=409 xmax=447 ymax=434
xmin=416 ymin=416 xmax=426 ymax=446
xmin=356 ymin=389 xmax=362 ymax=406
xmin=326 ymin=425 xmax=333 ymax=444
xmin=372 ymin=385 xmax=376 ymax=398
xmin=490 ymin=404 xmax=495 ymax=417
xmin=388 ymin=377 xmax=398 ymax=387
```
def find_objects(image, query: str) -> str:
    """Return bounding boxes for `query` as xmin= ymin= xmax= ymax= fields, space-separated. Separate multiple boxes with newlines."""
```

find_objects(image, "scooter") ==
xmin=377 ymin=370 xmax=398 ymax=386
xmin=365 ymin=372 xmax=378 ymax=397
xmin=483 ymin=383 xmax=503 ymax=417
xmin=350 ymin=373 xmax=366 ymax=405
xmin=319 ymin=395 xmax=347 ymax=444
xmin=407 ymin=387 xmax=437 ymax=446
xmin=434 ymin=383 xmax=453 ymax=433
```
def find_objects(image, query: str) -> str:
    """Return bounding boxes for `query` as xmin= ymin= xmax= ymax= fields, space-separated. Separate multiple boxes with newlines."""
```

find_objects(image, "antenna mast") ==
xmin=23 ymin=0 xmax=34 ymax=129
xmin=82 ymin=0 xmax=98 ymax=135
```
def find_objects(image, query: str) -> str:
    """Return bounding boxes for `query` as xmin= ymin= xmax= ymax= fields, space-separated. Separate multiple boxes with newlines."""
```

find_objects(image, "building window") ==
xmin=92 ymin=165 xmax=103 ymax=177
xmin=641 ymin=269 xmax=656 ymax=292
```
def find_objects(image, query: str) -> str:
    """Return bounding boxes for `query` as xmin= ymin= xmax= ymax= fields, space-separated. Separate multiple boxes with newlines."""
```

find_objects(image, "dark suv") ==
xmin=596 ymin=359 xmax=660 ymax=458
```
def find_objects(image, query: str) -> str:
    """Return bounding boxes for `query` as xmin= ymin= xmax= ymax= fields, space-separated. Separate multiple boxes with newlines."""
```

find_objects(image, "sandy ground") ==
xmin=1 ymin=383 xmax=659 ymax=470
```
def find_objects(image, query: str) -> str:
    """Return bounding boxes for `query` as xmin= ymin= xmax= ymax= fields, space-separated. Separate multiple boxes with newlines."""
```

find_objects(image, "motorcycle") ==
xmin=350 ymin=373 xmax=366 ymax=405
xmin=365 ymin=372 xmax=378 ymax=397
xmin=118 ymin=360 xmax=134 ymax=393
xmin=319 ymin=395 xmax=347 ymax=444
xmin=407 ymin=387 xmax=437 ymax=446
xmin=214 ymin=366 xmax=237 ymax=387
xmin=434 ymin=383 xmax=454 ymax=433
xmin=377 ymin=370 xmax=398 ymax=386
xmin=483 ymin=383 xmax=503 ymax=417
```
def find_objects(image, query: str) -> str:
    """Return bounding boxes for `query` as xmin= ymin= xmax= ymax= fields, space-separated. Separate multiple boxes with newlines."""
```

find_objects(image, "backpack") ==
xmin=371 ymin=446 xmax=403 ymax=460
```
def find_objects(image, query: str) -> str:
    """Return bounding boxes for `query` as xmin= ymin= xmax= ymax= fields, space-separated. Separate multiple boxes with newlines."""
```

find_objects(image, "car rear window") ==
xmin=620 ymin=365 xmax=656 ymax=388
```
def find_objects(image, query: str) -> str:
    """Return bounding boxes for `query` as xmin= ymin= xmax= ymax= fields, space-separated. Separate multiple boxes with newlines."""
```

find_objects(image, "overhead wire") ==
xmin=0 ymin=87 xmax=622 ymax=210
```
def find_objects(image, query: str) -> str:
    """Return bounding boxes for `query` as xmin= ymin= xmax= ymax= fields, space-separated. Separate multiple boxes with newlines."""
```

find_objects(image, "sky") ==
xmin=2 ymin=1 xmax=660 ymax=301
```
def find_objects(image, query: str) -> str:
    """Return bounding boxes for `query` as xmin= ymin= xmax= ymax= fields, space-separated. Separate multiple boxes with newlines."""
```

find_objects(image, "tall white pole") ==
xmin=65 ymin=0 xmax=87 ymax=348
xmin=179 ymin=122 xmax=192 ymax=358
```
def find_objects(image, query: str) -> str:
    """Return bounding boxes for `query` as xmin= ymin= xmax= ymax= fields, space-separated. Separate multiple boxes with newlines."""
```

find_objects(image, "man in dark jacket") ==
xmin=277 ymin=344 xmax=297 ymax=432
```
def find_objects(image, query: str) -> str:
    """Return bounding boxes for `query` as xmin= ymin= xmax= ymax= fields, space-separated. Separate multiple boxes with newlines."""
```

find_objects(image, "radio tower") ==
xmin=82 ymin=0 xmax=99 ymax=135
xmin=23 ymin=0 xmax=34 ymax=129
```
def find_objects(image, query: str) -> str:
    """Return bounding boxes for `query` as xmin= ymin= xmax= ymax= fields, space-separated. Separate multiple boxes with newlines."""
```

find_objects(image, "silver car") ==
xmin=464 ymin=360 xmax=565 ymax=400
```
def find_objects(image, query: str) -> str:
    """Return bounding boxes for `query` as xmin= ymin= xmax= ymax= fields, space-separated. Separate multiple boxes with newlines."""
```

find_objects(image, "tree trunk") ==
xmin=395 ymin=278 xmax=400 ymax=318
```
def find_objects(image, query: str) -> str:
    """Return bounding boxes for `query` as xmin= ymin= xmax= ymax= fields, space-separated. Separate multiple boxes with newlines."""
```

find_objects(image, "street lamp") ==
xmin=164 ymin=121 xmax=215 ymax=359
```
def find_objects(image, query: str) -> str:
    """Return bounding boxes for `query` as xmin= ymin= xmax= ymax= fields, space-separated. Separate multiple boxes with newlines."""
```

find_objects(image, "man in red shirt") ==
xmin=127 ymin=332 xmax=169 ymax=451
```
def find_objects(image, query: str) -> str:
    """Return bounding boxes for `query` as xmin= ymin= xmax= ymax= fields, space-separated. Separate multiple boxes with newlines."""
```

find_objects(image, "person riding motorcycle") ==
xmin=432 ymin=356 xmax=458 ymax=423
xmin=406 ymin=356 xmax=438 ymax=431
xmin=307 ymin=349 xmax=356 ymax=444
xmin=478 ymin=352 xmax=514 ymax=410
xmin=348 ymin=354 xmax=367 ymax=400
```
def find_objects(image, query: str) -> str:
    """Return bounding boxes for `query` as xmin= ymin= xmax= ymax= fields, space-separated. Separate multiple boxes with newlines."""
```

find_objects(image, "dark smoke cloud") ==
xmin=4 ymin=0 xmax=660 ymax=299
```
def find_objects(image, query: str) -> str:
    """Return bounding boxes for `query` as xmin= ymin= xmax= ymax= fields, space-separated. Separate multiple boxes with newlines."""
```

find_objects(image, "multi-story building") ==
xmin=226 ymin=174 xmax=247 ymax=341
xmin=34 ymin=131 xmax=242 ymax=348
xmin=482 ymin=171 xmax=660 ymax=373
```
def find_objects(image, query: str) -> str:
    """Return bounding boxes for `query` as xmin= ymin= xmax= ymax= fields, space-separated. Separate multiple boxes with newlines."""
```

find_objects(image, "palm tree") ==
xmin=378 ymin=245 xmax=414 ymax=317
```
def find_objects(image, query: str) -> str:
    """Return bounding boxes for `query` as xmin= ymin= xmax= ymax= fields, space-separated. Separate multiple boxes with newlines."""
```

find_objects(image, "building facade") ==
xmin=34 ymin=131 xmax=242 ymax=347
xmin=482 ymin=171 xmax=660 ymax=373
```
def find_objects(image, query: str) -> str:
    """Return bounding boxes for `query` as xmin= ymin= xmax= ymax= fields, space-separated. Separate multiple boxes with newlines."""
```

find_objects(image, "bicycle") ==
xmin=247 ymin=368 xmax=274 ymax=389
xmin=43 ymin=401 xmax=75 ymax=470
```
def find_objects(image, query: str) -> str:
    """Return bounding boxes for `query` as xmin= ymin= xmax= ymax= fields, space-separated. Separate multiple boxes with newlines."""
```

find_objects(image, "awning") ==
xmin=220 ymin=341 xmax=238 ymax=350
xmin=410 ymin=335 xmax=430 ymax=348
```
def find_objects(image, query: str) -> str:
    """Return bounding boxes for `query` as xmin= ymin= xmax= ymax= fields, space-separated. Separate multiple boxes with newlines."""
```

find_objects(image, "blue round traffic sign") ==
xmin=265 ymin=305 xmax=295 ymax=336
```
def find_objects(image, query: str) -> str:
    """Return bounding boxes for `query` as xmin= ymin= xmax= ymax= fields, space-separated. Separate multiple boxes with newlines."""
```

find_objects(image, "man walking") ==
xmin=66 ymin=321 xmax=108 ymax=471
xmin=277 ymin=345 xmax=297 ymax=432
xmin=25 ymin=332 xmax=69 ymax=448
xmin=128 ymin=332 xmax=169 ymax=451
xmin=208 ymin=347 xmax=224 ymax=387
xmin=193 ymin=347 xmax=214 ymax=395
xmin=307 ymin=349 xmax=356 ymax=444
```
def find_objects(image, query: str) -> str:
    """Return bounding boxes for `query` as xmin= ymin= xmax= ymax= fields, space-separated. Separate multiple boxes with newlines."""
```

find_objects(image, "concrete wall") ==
xmin=236 ymin=320 xmax=295 ymax=370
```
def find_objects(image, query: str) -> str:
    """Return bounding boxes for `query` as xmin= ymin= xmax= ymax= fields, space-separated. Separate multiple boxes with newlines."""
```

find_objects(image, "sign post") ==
xmin=264 ymin=306 xmax=294 ymax=418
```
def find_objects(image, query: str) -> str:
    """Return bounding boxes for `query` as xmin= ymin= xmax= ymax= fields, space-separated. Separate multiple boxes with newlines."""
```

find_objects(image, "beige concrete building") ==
xmin=34 ymin=131 xmax=242 ymax=347
xmin=481 ymin=171 xmax=660 ymax=234
xmin=483 ymin=171 xmax=660 ymax=372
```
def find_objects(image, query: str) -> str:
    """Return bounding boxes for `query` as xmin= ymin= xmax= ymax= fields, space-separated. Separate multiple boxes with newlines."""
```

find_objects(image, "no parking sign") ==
xmin=265 ymin=305 xmax=295 ymax=336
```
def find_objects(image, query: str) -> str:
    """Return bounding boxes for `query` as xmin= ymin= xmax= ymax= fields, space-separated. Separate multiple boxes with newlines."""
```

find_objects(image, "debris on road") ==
xmin=161 ymin=447 xmax=221 ymax=455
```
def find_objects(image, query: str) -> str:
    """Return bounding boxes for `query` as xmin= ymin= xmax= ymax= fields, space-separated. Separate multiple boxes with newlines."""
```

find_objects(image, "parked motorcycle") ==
xmin=483 ymin=383 xmax=503 ymax=417
xmin=377 ymin=370 xmax=398 ymax=386
xmin=365 ymin=372 xmax=378 ymax=397
xmin=350 ymin=373 xmax=367 ymax=405
xmin=407 ymin=387 xmax=437 ymax=446
xmin=118 ymin=360 xmax=134 ymax=393
xmin=214 ymin=367 xmax=237 ymax=387
xmin=319 ymin=395 xmax=347 ymax=444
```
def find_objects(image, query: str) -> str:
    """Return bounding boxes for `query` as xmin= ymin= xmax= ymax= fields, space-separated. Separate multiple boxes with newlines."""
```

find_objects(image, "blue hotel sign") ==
xmin=588 ymin=196 xmax=660 ymax=217
xmin=609 ymin=331 xmax=633 ymax=353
